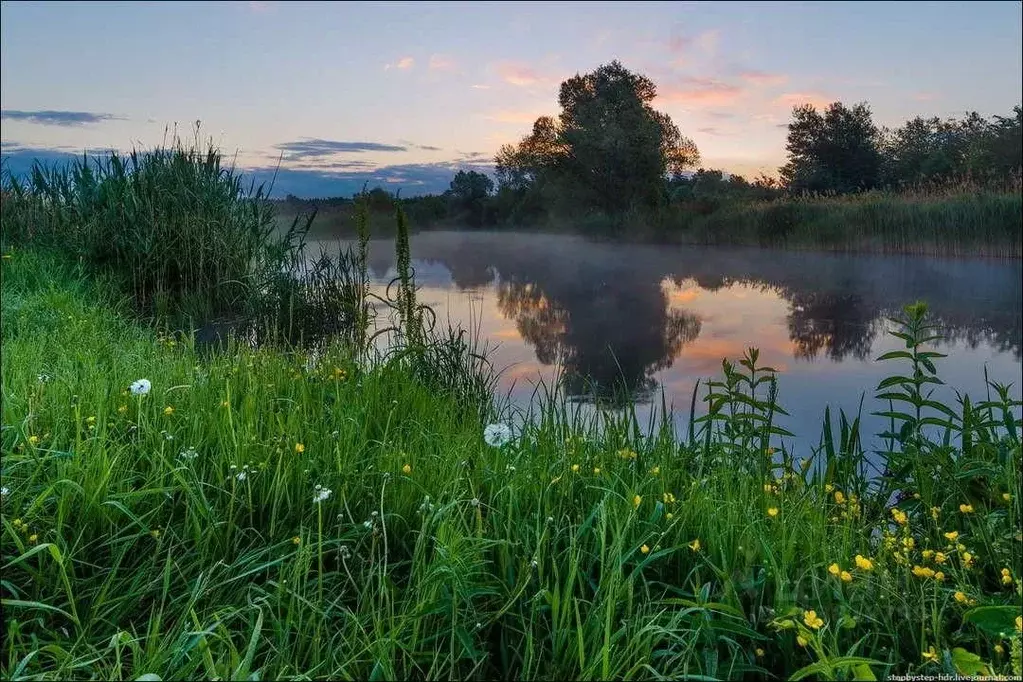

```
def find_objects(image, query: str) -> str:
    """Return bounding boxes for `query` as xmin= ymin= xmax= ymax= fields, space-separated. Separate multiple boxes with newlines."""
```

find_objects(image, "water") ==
xmin=317 ymin=231 xmax=1022 ymax=455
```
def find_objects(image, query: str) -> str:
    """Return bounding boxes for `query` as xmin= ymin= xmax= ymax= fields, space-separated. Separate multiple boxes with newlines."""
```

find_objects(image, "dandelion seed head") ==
xmin=483 ymin=422 xmax=514 ymax=447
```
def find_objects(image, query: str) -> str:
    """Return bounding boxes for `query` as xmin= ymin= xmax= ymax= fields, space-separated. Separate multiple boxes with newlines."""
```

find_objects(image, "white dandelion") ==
xmin=313 ymin=484 xmax=332 ymax=504
xmin=129 ymin=379 xmax=152 ymax=396
xmin=178 ymin=447 xmax=198 ymax=461
xmin=235 ymin=471 xmax=247 ymax=482
xmin=483 ymin=422 xmax=514 ymax=447
xmin=0 ymin=486 xmax=9 ymax=499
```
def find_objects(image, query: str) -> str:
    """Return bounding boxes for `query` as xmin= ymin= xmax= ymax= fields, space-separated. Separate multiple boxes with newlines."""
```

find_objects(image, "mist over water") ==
xmin=317 ymin=231 xmax=1022 ymax=454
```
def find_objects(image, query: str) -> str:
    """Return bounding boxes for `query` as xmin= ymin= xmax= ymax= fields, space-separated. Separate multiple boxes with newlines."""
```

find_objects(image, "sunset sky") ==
xmin=2 ymin=0 xmax=1021 ymax=197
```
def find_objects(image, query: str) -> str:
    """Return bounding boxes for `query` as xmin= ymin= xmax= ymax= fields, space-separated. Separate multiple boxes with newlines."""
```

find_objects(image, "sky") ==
xmin=2 ymin=0 xmax=1021 ymax=198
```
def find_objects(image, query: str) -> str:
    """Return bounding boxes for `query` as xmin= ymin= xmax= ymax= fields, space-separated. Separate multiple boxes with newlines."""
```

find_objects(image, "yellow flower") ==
xmin=954 ymin=591 xmax=969 ymax=604
xmin=755 ymin=647 xmax=765 ymax=657
xmin=933 ymin=571 xmax=944 ymax=582
xmin=28 ymin=435 xmax=39 ymax=445
xmin=86 ymin=415 xmax=96 ymax=424
xmin=221 ymin=400 xmax=229 ymax=408
xmin=118 ymin=404 xmax=128 ymax=414
xmin=902 ymin=537 xmax=915 ymax=551
xmin=930 ymin=506 xmax=940 ymax=520
xmin=593 ymin=467 xmax=601 ymax=475
xmin=163 ymin=406 xmax=174 ymax=416
xmin=840 ymin=571 xmax=853 ymax=583
xmin=665 ymin=512 xmax=674 ymax=520
xmin=796 ymin=635 xmax=808 ymax=647
xmin=663 ymin=492 xmax=676 ymax=504
xmin=834 ymin=491 xmax=846 ymax=505
xmin=651 ymin=466 xmax=660 ymax=475
xmin=962 ymin=551 xmax=974 ymax=567
xmin=828 ymin=563 xmax=841 ymax=577
xmin=934 ymin=552 xmax=947 ymax=564
xmin=28 ymin=534 xmax=38 ymax=544
xmin=912 ymin=565 xmax=935 ymax=579
xmin=764 ymin=483 xmax=775 ymax=493
xmin=825 ymin=484 xmax=834 ymax=493
xmin=1001 ymin=568 xmax=1013 ymax=585
xmin=632 ymin=494 xmax=642 ymax=509
xmin=688 ymin=538 xmax=701 ymax=552
xmin=959 ymin=503 xmax=974 ymax=514
xmin=640 ymin=544 xmax=650 ymax=554
xmin=292 ymin=536 xmax=301 ymax=545
xmin=332 ymin=367 xmax=347 ymax=380
xmin=295 ymin=443 xmax=305 ymax=453
xmin=402 ymin=463 xmax=412 ymax=475
xmin=803 ymin=610 xmax=824 ymax=629
xmin=922 ymin=549 xmax=934 ymax=561
xmin=891 ymin=508 xmax=908 ymax=525
xmin=618 ymin=448 xmax=637 ymax=460
xmin=767 ymin=507 xmax=779 ymax=518
xmin=571 ymin=464 xmax=580 ymax=473
xmin=1016 ymin=615 xmax=1022 ymax=632
xmin=1003 ymin=492 xmax=1011 ymax=502
xmin=921 ymin=646 xmax=938 ymax=663
xmin=944 ymin=530 xmax=959 ymax=541
xmin=150 ymin=529 xmax=161 ymax=539
xmin=854 ymin=555 xmax=874 ymax=571
xmin=995 ymin=644 xmax=1005 ymax=655
xmin=912 ymin=492 xmax=921 ymax=500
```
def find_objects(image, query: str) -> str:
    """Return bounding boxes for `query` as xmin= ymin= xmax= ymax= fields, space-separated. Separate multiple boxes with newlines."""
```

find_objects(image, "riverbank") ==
xmin=1 ymin=246 xmax=1020 ymax=680
xmin=279 ymin=187 xmax=1022 ymax=259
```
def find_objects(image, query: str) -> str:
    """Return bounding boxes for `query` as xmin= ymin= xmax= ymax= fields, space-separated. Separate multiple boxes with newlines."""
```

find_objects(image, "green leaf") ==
xmin=875 ymin=350 xmax=913 ymax=362
xmin=950 ymin=647 xmax=991 ymax=676
xmin=852 ymin=663 xmax=877 ymax=681
xmin=963 ymin=606 xmax=1021 ymax=637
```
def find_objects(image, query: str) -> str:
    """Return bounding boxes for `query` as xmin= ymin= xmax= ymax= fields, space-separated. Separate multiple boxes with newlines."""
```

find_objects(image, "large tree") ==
xmin=779 ymin=102 xmax=882 ymax=194
xmin=494 ymin=61 xmax=699 ymax=215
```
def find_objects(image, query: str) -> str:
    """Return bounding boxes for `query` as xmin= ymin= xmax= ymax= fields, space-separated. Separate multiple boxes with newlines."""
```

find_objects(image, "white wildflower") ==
xmin=483 ymin=422 xmax=514 ymax=447
xmin=313 ymin=484 xmax=332 ymax=504
xmin=0 ymin=486 xmax=9 ymax=499
xmin=235 ymin=471 xmax=247 ymax=482
xmin=178 ymin=447 xmax=198 ymax=461
xmin=129 ymin=379 xmax=152 ymax=396
xmin=37 ymin=373 xmax=51 ymax=383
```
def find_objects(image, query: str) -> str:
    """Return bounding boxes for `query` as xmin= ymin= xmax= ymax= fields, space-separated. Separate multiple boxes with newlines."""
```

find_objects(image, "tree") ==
xmin=494 ymin=61 xmax=699 ymax=216
xmin=448 ymin=170 xmax=494 ymax=205
xmin=779 ymin=102 xmax=882 ymax=194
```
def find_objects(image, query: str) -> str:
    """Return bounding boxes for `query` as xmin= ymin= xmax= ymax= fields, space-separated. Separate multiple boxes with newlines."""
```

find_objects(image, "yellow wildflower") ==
xmin=962 ymin=551 xmax=974 ymax=567
xmin=292 ymin=536 xmax=301 ymax=545
xmin=828 ymin=563 xmax=841 ymax=577
xmin=571 ymin=464 xmax=580 ymax=473
xmin=28 ymin=435 xmax=39 ymax=445
xmin=651 ymin=466 xmax=660 ymax=475
xmin=767 ymin=507 xmax=779 ymax=518
xmin=902 ymin=537 xmax=915 ymax=551
xmin=1003 ymin=493 xmax=1011 ymax=502
xmin=618 ymin=448 xmax=637 ymax=460
xmin=959 ymin=503 xmax=974 ymax=514
xmin=402 ymin=463 xmax=412 ymax=475
xmin=632 ymin=494 xmax=642 ymax=509
xmin=934 ymin=552 xmax=947 ymax=564
xmin=688 ymin=538 xmax=701 ymax=552
xmin=803 ymin=610 xmax=824 ymax=629
xmin=944 ymin=530 xmax=959 ymax=541
xmin=825 ymin=484 xmax=834 ymax=493
xmin=593 ymin=467 xmax=601 ymax=475
xmin=755 ymin=648 xmax=765 ymax=657
xmin=930 ymin=506 xmax=940 ymax=520
xmin=855 ymin=555 xmax=874 ymax=571
xmin=933 ymin=571 xmax=944 ymax=582
xmin=891 ymin=508 xmax=908 ymax=525
xmin=221 ymin=400 xmax=229 ymax=408
xmin=295 ymin=443 xmax=305 ymax=454
xmin=912 ymin=565 xmax=935 ymax=579
xmin=150 ymin=529 xmax=161 ymax=539
xmin=834 ymin=491 xmax=846 ymax=505
xmin=796 ymin=635 xmax=808 ymax=647
xmin=922 ymin=549 xmax=934 ymax=561
xmin=118 ymin=404 xmax=127 ymax=414
xmin=640 ymin=544 xmax=650 ymax=555
xmin=666 ymin=512 xmax=674 ymax=520
xmin=995 ymin=644 xmax=1004 ymax=655
xmin=1001 ymin=568 xmax=1013 ymax=585
xmin=921 ymin=646 xmax=938 ymax=663
xmin=162 ymin=406 xmax=174 ymax=416
xmin=954 ymin=591 xmax=969 ymax=603
xmin=1016 ymin=615 xmax=1022 ymax=632
xmin=840 ymin=571 xmax=853 ymax=583
xmin=86 ymin=416 xmax=96 ymax=424
xmin=663 ymin=492 xmax=676 ymax=504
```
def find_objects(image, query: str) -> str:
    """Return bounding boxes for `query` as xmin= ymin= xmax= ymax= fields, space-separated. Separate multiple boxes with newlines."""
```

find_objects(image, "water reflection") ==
xmin=338 ymin=231 xmax=1021 ymax=439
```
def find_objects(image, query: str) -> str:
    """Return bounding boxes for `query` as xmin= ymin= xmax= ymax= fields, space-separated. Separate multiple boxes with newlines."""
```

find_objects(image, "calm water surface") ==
xmin=320 ymin=231 xmax=1022 ymax=454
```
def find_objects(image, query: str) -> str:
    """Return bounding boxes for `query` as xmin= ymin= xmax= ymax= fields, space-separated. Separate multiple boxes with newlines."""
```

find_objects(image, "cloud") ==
xmin=657 ymin=77 xmax=744 ymax=107
xmin=912 ymin=91 xmax=939 ymax=102
xmin=772 ymin=92 xmax=834 ymax=111
xmin=494 ymin=62 xmax=557 ymax=88
xmin=384 ymin=56 xmax=415 ymax=71
xmin=0 ymin=142 xmax=121 ymax=177
xmin=483 ymin=110 xmax=547 ymax=124
xmin=739 ymin=70 xmax=788 ymax=87
xmin=1 ymin=109 xmax=124 ymax=126
xmin=471 ymin=84 xmax=492 ymax=90
xmin=275 ymin=139 xmax=407 ymax=158
xmin=667 ymin=29 xmax=719 ymax=57
xmin=428 ymin=54 xmax=456 ymax=71
xmin=696 ymin=126 xmax=730 ymax=137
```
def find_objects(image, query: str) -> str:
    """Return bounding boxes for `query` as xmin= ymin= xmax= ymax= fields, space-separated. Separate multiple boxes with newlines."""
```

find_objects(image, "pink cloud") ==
xmin=739 ymin=70 xmax=788 ymax=87
xmin=772 ymin=92 xmax=834 ymax=111
xmin=495 ymin=62 xmax=557 ymax=88
xmin=471 ymin=84 xmax=491 ymax=90
xmin=428 ymin=54 xmax=456 ymax=71
xmin=657 ymin=77 xmax=744 ymax=107
xmin=385 ymin=56 xmax=415 ymax=71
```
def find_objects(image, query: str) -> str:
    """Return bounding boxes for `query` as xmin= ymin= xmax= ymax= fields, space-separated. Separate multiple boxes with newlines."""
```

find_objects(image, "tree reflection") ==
xmin=496 ymin=276 xmax=701 ymax=403
xmin=785 ymin=291 xmax=879 ymax=361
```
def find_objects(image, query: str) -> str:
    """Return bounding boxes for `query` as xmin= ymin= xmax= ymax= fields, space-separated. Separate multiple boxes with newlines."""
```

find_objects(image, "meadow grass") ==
xmin=669 ymin=187 xmax=1022 ymax=258
xmin=1 ymin=245 xmax=1021 ymax=680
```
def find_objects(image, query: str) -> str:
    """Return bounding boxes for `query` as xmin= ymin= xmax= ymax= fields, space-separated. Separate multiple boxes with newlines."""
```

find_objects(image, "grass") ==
xmin=1 ymin=144 xmax=1021 ymax=680
xmin=1 ymin=245 xmax=1021 ymax=680
xmin=672 ymin=186 xmax=1023 ymax=258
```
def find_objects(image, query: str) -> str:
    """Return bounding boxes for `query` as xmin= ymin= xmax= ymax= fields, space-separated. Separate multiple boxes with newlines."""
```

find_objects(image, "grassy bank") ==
xmin=670 ymin=187 xmax=1022 ymax=258
xmin=277 ymin=186 xmax=1023 ymax=259
xmin=2 ymin=247 xmax=1021 ymax=680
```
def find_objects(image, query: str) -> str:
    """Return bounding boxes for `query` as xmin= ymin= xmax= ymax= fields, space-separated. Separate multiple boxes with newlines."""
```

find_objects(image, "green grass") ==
xmin=2 ymin=247 xmax=1021 ymax=680
xmin=673 ymin=188 xmax=1023 ymax=258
